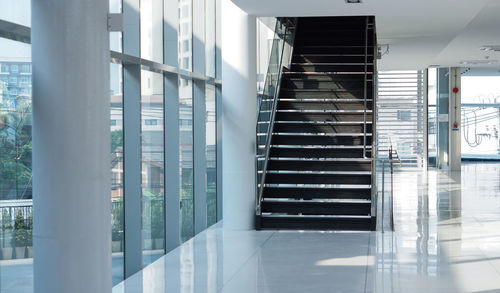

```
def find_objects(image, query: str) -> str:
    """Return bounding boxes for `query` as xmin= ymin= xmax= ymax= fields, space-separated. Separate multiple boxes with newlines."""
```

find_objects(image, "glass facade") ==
xmin=140 ymin=70 xmax=165 ymax=266
xmin=178 ymin=0 xmax=193 ymax=71
xmin=179 ymin=78 xmax=194 ymax=241
xmin=110 ymin=62 xmax=124 ymax=284
xmin=0 ymin=0 xmax=221 ymax=290
xmin=206 ymin=85 xmax=217 ymax=226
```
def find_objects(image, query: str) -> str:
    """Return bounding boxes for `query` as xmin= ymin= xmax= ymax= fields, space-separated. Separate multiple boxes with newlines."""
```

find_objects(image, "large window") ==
xmin=141 ymin=70 xmax=165 ymax=266
xmin=110 ymin=62 xmax=124 ymax=285
xmin=206 ymin=84 xmax=217 ymax=225
xmin=0 ymin=36 xmax=33 ymax=291
xmin=178 ymin=0 xmax=193 ymax=71
xmin=179 ymin=78 xmax=194 ymax=242
xmin=140 ymin=0 xmax=163 ymax=62
xmin=0 ymin=0 xmax=221 ymax=289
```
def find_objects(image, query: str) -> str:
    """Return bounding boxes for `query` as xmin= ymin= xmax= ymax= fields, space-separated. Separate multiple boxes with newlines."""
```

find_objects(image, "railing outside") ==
xmin=255 ymin=18 xmax=296 ymax=216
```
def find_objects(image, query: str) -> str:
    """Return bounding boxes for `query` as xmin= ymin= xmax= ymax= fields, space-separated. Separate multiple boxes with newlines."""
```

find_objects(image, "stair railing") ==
xmin=375 ymin=140 xmax=401 ymax=232
xmin=362 ymin=16 xmax=369 ymax=158
xmin=255 ymin=18 xmax=297 ymax=216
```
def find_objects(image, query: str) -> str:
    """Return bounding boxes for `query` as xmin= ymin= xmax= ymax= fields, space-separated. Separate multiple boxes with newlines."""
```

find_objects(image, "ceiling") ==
xmin=232 ymin=0 xmax=500 ymax=71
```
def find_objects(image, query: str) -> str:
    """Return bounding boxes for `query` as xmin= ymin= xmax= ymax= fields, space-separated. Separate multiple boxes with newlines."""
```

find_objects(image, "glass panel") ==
xmin=110 ymin=62 xmax=124 ymax=285
xmin=178 ymin=0 xmax=193 ymax=71
xmin=461 ymin=75 xmax=500 ymax=159
xmin=437 ymin=68 xmax=450 ymax=168
xmin=109 ymin=0 xmax=123 ymax=52
xmin=0 ymin=37 xmax=33 ymax=291
xmin=141 ymin=70 xmax=165 ymax=266
xmin=140 ymin=0 xmax=163 ymax=62
xmin=206 ymin=84 xmax=216 ymax=226
xmin=428 ymin=68 xmax=437 ymax=167
xmin=0 ymin=0 xmax=30 ymax=27
xmin=377 ymin=70 xmax=425 ymax=168
xmin=205 ymin=0 xmax=216 ymax=77
xmin=179 ymin=78 xmax=194 ymax=241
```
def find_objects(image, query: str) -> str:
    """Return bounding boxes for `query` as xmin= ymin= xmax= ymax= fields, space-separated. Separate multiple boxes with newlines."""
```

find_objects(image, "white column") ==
xmin=32 ymin=0 xmax=111 ymax=292
xmin=449 ymin=67 xmax=462 ymax=171
xmin=221 ymin=0 xmax=257 ymax=230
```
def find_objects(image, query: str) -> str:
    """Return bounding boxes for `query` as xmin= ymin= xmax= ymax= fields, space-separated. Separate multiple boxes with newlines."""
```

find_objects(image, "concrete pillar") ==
xmin=221 ymin=0 xmax=257 ymax=230
xmin=32 ymin=0 xmax=111 ymax=292
xmin=449 ymin=67 xmax=462 ymax=171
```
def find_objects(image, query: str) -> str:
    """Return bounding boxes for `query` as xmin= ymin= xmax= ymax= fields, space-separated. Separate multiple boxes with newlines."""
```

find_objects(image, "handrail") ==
xmin=255 ymin=18 xmax=297 ymax=216
xmin=362 ymin=16 xmax=369 ymax=158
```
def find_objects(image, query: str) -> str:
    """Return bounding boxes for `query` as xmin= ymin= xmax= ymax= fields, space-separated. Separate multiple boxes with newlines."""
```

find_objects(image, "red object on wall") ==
xmin=453 ymin=87 xmax=459 ymax=93
xmin=453 ymin=122 xmax=459 ymax=129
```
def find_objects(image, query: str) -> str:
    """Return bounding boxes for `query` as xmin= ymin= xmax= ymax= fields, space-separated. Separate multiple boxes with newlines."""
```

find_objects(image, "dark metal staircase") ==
xmin=256 ymin=16 xmax=377 ymax=231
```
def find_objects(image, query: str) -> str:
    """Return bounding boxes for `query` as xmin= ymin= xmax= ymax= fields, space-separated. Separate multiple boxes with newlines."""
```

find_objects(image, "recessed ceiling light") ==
xmin=460 ymin=60 xmax=498 ymax=65
xmin=346 ymin=0 xmax=362 ymax=3
xmin=480 ymin=45 xmax=500 ymax=52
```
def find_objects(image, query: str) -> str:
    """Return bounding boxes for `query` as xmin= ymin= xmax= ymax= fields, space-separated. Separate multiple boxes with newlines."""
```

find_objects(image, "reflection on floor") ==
xmin=113 ymin=162 xmax=500 ymax=293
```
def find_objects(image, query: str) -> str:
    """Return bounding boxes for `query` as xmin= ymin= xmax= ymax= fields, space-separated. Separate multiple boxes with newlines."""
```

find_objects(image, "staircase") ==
xmin=256 ymin=16 xmax=377 ymax=230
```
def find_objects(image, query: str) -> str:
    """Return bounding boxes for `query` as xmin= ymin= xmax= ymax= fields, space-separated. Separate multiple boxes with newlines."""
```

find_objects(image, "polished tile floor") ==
xmin=113 ymin=162 xmax=500 ymax=293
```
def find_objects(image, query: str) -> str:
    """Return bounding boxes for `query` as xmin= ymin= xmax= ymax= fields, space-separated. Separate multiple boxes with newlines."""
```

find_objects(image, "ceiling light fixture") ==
xmin=480 ymin=45 xmax=500 ymax=52
xmin=345 ymin=0 xmax=362 ymax=3
xmin=460 ymin=60 xmax=498 ymax=65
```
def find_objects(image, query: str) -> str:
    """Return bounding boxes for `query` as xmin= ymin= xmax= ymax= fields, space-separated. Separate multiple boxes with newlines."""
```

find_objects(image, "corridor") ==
xmin=113 ymin=162 xmax=500 ymax=293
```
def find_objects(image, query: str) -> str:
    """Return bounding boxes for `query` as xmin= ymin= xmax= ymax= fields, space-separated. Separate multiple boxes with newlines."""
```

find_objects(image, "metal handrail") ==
xmin=255 ymin=19 xmax=297 ymax=215
xmin=362 ymin=16 xmax=369 ymax=158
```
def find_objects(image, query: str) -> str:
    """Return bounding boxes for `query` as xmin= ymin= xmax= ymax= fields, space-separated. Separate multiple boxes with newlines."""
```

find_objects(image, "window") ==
xmin=21 ymin=64 xmax=30 ymax=73
xmin=397 ymin=110 xmax=412 ymax=121
xmin=109 ymin=63 xmax=124 ymax=286
xmin=179 ymin=77 xmax=193 ymax=242
xmin=178 ymin=0 xmax=192 ymax=71
xmin=140 ymin=70 xmax=165 ymax=267
xmin=206 ymin=85 xmax=216 ymax=225
xmin=10 ymin=64 xmax=18 ymax=73
xmin=140 ymin=0 xmax=163 ymax=63
xmin=145 ymin=119 xmax=157 ymax=125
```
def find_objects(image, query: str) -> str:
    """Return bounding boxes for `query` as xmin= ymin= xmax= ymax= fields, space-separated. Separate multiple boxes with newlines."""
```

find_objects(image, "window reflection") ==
xmin=179 ymin=78 xmax=194 ymax=241
xmin=140 ymin=0 xmax=163 ymax=62
xmin=178 ymin=0 xmax=192 ymax=71
xmin=206 ymin=85 xmax=216 ymax=226
xmin=110 ymin=62 xmax=124 ymax=285
xmin=141 ymin=70 xmax=165 ymax=266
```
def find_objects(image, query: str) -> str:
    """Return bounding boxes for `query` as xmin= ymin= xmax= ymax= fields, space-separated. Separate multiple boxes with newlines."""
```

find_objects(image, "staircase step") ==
xmin=277 ymin=100 xmax=373 ymax=111
xmin=265 ymin=172 xmax=371 ymax=185
xmin=273 ymin=122 xmax=372 ymax=133
xmin=262 ymin=186 xmax=371 ymax=200
xmin=279 ymin=89 xmax=371 ymax=100
xmin=258 ymin=214 xmax=376 ymax=231
xmin=292 ymin=54 xmax=372 ymax=64
xmin=281 ymin=79 xmax=365 ymax=90
xmin=267 ymin=158 xmax=372 ymax=171
xmin=275 ymin=111 xmax=373 ymax=122
xmin=261 ymin=199 xmax=371 ymax=215
xmin=269 ymin=145 xmax=371 ymax=158
xmin=291 ymin=64 xmax=374 ymax=73
xmin=271 ymin=133 xmax=373 ymax=145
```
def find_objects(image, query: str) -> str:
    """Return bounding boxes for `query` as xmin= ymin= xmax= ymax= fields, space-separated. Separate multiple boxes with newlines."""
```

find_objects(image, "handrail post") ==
xmin=381 ymin=160 xmax=385 ymax=233
xmin=390 ymin=145 xmax=395 ymax=231
xmin=362 ymin=16 xmax=369 ymax=158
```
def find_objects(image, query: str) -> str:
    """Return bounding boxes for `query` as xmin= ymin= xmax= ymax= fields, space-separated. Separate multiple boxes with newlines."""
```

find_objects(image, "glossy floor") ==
xmin=113 ymin=162 xmax=500 ymax=293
